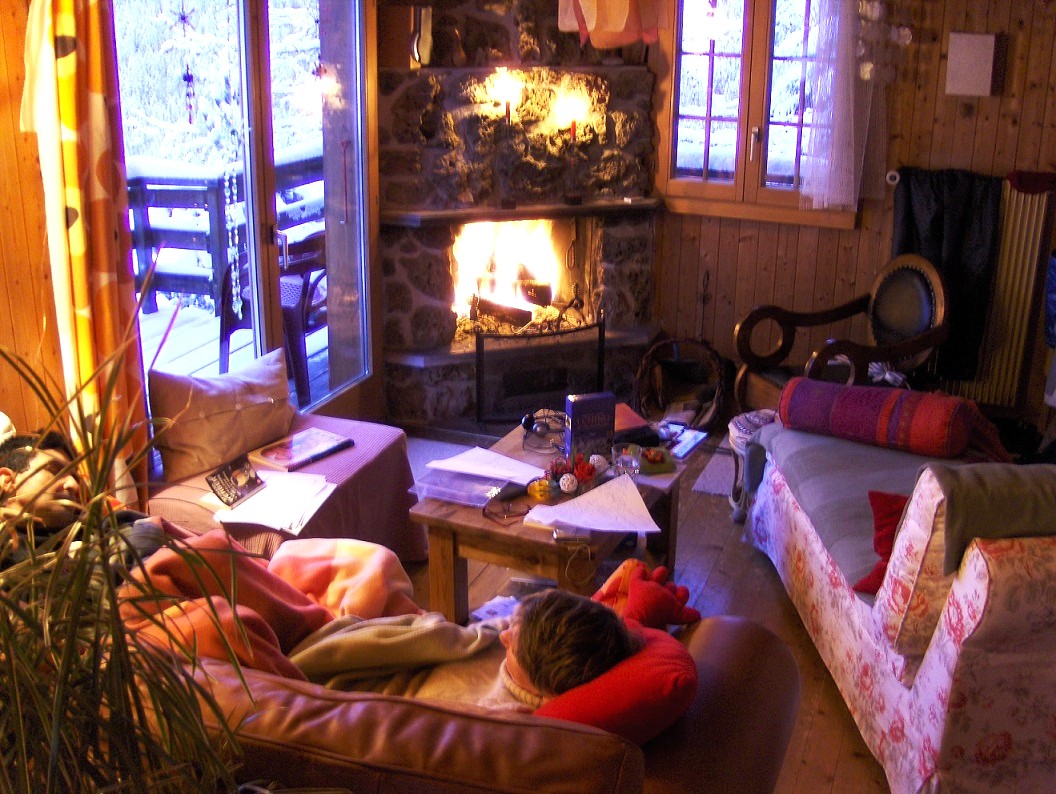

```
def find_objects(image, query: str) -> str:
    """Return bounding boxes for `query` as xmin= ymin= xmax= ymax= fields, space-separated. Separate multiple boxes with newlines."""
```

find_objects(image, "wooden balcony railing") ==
xmin=126 ymin=142 xmax=324 ymax=315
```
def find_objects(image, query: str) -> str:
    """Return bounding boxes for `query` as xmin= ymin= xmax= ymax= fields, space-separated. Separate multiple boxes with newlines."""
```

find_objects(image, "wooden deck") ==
xmin=403 ymin=437 xmax=890 ymax=794
xmin=137 ymin=301 xmax=330 ymax=401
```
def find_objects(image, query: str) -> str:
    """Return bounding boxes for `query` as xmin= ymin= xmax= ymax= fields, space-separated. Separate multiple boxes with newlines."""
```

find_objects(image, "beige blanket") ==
xmin=930 ymin=462 xmax=1056 ymax=574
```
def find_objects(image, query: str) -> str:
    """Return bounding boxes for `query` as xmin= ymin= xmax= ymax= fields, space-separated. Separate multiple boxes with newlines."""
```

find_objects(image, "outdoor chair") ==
xmin=733 ymin=253 xmax=947 ymax=411
xmin=219 ymin=228 xmax=327 ymax=407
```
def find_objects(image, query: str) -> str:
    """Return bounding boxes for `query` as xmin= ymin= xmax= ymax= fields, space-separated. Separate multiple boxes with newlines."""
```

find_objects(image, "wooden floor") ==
xmin=404 ymin=438 xmax=889 ymax=794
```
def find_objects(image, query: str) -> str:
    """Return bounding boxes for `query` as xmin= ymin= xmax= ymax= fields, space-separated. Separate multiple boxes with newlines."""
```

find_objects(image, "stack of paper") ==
xmin=425 ymin=447 xmax=545 ymax=486
xmin=524 ymin=474 xmax=660 ymax=534
xmin=211 ymin=470 xmax=335 ymax=535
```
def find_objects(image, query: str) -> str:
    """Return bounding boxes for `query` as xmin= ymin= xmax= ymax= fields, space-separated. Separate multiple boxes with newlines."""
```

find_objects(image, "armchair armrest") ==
xmin=196 ymin=659 xmax=644 ymax=793
xmin=804 ymin=323 xmax=948 ymax=384
xmin=735 ymin=295 xmax=870 ymax=369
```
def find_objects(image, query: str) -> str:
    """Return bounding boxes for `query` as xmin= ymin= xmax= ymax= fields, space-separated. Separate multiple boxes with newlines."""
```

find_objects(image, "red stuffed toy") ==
xmin=592 ymin=560 xmax=701 ymax=628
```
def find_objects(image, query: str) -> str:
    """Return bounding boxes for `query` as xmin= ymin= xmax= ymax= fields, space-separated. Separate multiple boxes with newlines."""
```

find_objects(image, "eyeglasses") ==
xmin=482 ymin=498 xmax=530 ymax=526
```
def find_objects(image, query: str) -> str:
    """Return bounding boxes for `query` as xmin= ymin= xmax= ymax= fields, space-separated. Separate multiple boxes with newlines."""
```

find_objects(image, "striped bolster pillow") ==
xmin=777 ymin=377 xmax=1002 ymax=459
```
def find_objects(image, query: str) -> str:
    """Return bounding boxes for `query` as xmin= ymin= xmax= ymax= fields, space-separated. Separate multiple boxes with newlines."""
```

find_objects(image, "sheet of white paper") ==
xmin=215 ymin=470 xmax=334 ymax=534
xmin=426 ymin=446 xmax=545 ymax=487
xmin=524 ymin=474 xmax=661 ymax=534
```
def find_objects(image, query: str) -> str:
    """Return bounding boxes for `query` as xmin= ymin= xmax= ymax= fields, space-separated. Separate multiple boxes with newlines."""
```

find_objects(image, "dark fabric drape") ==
xmin=892 ymin=167 xmax=1003 ymax=380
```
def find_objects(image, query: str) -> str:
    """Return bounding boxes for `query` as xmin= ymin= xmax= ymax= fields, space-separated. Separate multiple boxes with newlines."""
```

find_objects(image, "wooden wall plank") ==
xmin=675 ymin=213 xmax=702 ymax=338
xmin=0 ymin=1 xmax=62 ymax=430
xmin=698 ymin=215 xmax=722 ymax=344
xmin=655 ymin=212 xmax=681 ymax=330
xmin=990 ymin=8 xmax=1031 ymax=175
xmin=1013 ymin=8 xmax=1054 ymax=170
xmin=712 ymin=219 xmax=740 ymax=357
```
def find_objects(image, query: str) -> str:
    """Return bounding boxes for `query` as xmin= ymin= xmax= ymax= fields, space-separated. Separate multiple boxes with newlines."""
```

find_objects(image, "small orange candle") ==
xmin=570 ymin=119 xmax=577 ymax=143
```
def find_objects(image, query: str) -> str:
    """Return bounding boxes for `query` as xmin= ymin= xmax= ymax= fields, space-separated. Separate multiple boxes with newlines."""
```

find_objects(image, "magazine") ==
xmin=205 ymin=454 xmax=265 ymax=506
xmin=249 ymin=427 xmax=354 ymax=471
xmin=214 ymin=470 xmax=335 ymax=535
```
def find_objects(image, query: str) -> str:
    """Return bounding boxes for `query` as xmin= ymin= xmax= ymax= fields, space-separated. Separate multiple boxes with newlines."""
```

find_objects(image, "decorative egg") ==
xmin=588 ymin=454 xmax=608 ymax=474
xmin=559 ymin=473 xmax=579 ymax=493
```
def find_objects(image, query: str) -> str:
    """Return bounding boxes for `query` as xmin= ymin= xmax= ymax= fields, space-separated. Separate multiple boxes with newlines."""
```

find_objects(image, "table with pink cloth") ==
xmin=149 ymin=414 xmax=427 ymax=562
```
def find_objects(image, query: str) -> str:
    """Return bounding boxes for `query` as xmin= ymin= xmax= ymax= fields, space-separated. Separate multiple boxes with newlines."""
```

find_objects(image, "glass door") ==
xmin=266 ymin=0 xmax=370 ymax=406
xmin=114 ymin=0 xmax=369 ymax=408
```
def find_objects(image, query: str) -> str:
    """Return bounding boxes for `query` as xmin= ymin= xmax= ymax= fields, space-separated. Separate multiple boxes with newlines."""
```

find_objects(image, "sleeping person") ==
xmin=286 ymin=559 xmax=700 ymax=713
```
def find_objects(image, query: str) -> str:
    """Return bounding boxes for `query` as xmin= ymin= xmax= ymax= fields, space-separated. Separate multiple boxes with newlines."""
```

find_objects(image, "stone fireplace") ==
xmin=377 ymin=3 xmax=659 ymax=427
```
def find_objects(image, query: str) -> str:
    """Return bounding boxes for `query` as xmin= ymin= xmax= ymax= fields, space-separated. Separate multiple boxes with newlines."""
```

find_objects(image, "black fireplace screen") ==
xmin=475 ymin=314 xmax=605 ymax=424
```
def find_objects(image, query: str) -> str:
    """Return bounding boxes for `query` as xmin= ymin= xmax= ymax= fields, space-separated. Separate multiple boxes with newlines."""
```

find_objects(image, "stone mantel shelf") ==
xmin=380 ymin=197 xmax=662 ymax=228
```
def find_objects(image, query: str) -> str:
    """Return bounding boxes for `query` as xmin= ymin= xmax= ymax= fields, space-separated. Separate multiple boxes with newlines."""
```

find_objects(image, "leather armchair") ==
xmin=733 ymin=253 xmax=947 ymax=411
xmin=195 ymin=616 xmax=800 ymax=793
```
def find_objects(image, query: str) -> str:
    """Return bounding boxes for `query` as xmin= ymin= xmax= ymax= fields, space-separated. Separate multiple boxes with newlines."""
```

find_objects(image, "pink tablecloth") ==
xmin=149 ymin=414 xmax=427 ymax=562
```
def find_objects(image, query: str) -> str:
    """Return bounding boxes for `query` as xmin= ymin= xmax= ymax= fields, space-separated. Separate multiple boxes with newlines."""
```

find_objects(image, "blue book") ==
xmin=563 ymin=391 xmax=616 ymax=462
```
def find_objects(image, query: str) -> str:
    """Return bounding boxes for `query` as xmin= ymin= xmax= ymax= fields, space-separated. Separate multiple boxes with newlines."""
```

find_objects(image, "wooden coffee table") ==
xmin=410 ymin=426 xmax=683 ymax=623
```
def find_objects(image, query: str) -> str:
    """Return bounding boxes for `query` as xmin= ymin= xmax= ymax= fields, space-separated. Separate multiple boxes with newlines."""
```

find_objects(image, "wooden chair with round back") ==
xmin=733 ymin=253 xmax=947 ymax=411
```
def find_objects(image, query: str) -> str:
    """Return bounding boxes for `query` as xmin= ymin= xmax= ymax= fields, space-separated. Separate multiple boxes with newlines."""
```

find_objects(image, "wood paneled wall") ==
xmin=0 ymin=1 xmax=63 ymax=431
xmin=655 ymin=0 xmax=1056 ymax=424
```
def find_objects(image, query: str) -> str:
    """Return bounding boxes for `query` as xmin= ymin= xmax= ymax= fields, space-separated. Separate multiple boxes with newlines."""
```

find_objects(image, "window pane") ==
xmin=676 ymin=118 xmax=708 ymax=173
xmin=709 ymin=121 xmax=738 ymax=180
xmin=674 ymin=0 xmax=745 ymax=184
xmin=764 ymin=123 xmax=798 ymax=187
xmin=712 ymin=54 xmax=742 ymax=118
xmin=769 ymin=57 xmax=805 ymax=124
xmin=772 ymin=0 xmax=809 ymax=57
xmin=764 ymin=0 xmax=815 ymax=191
xmin=678 ymin=54 xmax=712 ymax=116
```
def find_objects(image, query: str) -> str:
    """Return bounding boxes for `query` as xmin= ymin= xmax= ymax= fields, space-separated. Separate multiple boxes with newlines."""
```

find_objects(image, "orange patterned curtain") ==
xmin=21 ymin=0 xmax=147 ymax=498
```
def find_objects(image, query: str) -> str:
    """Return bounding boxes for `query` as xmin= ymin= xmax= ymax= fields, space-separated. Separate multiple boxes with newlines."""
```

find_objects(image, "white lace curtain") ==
xmin=800 ymin=0 xmax=905 ymax=210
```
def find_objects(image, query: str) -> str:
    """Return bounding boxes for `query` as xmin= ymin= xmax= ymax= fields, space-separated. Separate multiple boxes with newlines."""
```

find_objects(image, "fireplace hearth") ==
xmin=377 ymin=2 xmax=659 ymax=428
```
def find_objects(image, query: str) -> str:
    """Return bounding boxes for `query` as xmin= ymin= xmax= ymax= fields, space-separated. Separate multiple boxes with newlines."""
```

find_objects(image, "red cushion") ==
xmin=853 ymin=491 xmax=910 ymax=595
xmin=534 ymin=625 xmax=698 ymax=744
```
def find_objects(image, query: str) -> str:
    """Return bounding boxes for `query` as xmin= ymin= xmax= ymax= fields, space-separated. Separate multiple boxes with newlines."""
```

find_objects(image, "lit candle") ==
xmin=505 ymin=100 xmax=511 ymax=126
xmin=570 ymin=119 xmax=577 ymax=143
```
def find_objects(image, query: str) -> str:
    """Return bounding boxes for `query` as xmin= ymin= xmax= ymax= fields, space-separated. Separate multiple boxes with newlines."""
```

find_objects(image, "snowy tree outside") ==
xmin=113 ymin=0 xmax=322 ymax=164
xmin=113 ymin=0 xmax=324 ymax=312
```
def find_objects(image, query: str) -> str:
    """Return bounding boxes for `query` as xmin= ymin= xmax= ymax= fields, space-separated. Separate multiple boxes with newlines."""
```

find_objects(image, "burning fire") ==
xmin=451 ymin=220 xmax=563 ymax=320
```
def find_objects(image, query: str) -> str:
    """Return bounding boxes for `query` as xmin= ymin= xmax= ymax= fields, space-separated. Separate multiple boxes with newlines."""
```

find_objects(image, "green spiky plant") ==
xmin=0 ymin=337 xmax=247 ymax=793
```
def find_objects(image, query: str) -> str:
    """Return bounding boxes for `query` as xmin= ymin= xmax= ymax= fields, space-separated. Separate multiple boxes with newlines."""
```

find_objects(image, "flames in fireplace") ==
xmin=451 ymin=219 xmax=574 ymax=327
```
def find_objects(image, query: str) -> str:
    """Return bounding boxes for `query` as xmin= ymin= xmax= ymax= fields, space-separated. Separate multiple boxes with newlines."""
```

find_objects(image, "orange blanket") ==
xmin=119 ymin=530 xmax=420 ymax=680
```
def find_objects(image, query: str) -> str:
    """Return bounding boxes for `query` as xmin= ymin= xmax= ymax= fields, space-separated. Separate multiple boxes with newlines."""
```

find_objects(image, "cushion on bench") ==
xmin=753 ymin=423 xmax=934 ymax=593
xmin=777 ymin=378 xmax=1010 ymax=461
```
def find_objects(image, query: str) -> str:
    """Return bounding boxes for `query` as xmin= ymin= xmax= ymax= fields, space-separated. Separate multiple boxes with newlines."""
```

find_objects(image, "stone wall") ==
xmin=378 ymin=65 xmax=654 ymax=211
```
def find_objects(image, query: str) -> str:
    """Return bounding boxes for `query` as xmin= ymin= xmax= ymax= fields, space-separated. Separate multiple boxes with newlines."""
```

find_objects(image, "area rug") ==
xmin=692 ymin=435 xmax=734 ymax=496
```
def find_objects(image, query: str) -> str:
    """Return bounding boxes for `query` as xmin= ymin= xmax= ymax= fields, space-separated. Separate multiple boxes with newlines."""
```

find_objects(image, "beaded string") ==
xmin=225 ymin=165 xmax=242 ymax=318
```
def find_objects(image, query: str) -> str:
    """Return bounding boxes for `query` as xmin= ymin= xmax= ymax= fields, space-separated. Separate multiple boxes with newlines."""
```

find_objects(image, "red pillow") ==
xmin=853 ymin=491 xmax=910 ymax=595
xmin=534 ymin=625 xmax=698 ymax=745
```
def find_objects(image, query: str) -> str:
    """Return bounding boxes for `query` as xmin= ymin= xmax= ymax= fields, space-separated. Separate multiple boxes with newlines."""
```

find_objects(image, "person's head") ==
xmin=0 ymin=431 xmax=81 ymax=529
xmin=499 ymin=588 xmax=642 ymax=700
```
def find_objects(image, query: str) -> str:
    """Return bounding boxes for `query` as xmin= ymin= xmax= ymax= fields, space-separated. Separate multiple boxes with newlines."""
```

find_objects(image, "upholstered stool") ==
xmin=149 ymin=414 xmax=427 ymax=562
xmin=728 ymin=409 xmax=776 ymax=522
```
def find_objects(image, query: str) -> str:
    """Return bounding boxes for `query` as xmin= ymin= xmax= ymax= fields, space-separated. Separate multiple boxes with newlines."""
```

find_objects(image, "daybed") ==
xmin=144 ymin=349 xmax=426 ymax=561
xmin=744 ymin=378 xmax=1056 ymax=793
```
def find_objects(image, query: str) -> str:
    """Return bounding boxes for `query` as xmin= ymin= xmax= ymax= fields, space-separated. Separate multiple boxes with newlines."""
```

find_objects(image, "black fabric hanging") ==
xmin=892 ymin=167 xmax=1003 ymax=380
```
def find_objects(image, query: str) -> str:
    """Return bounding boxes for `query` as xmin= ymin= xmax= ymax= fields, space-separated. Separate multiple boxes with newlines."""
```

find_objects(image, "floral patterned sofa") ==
xmin=745 ymin=419 xmax=1056 ymax=793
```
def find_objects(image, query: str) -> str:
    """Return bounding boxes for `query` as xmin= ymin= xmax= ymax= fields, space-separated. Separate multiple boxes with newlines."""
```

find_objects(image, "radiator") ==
xmin=937 ymin=181 xmax=1056 ymax=410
